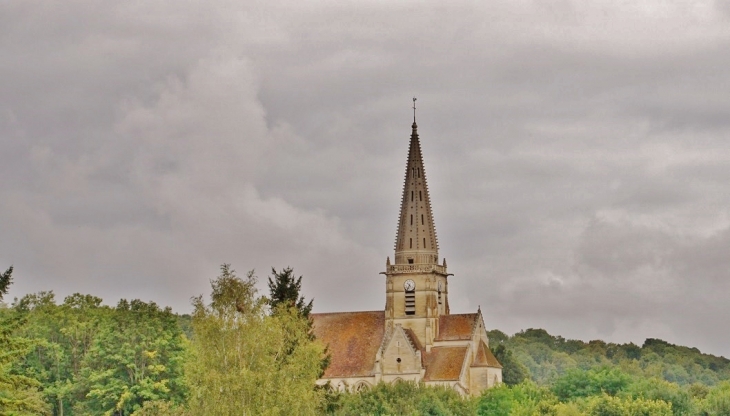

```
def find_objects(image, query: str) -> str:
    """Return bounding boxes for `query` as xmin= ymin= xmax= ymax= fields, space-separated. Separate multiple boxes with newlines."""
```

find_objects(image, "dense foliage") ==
xmin=185 ymin=265 xmax=326 ymax=416
xmin=1 ymin=266 xmax=50 ymax=415
xmin=4 ymin=264 xmax=730 ymax=415
xmin=326 ymin=376 xmax=730 ymax=415
xmin=489 ymin=328 xmax=730 ymax=387
xmin=10 ymin=292 xmax=186 ymax=415
xmin=326 ymin=381 xmax=476 ymax=416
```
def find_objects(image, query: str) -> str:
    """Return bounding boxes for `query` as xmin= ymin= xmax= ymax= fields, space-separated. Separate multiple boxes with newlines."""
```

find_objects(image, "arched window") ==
xmin=354 ymin=381 xmax=371 ymax=392
xmin=409 ymin=238 xmax=412 ymax=249
xmin=419 ymin=191 xmax=422 ymax=201
xmin=421 ymin=214 xmax=424 ymax=225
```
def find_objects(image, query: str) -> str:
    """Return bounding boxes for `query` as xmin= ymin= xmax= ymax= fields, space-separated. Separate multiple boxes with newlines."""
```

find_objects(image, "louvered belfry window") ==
xmin=405 ymin=289 xmax=416 ymax=315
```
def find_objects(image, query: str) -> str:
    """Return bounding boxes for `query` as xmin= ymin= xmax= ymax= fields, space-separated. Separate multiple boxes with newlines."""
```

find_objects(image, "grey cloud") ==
xmin=2 ymin=0 xmax=730 ymax=358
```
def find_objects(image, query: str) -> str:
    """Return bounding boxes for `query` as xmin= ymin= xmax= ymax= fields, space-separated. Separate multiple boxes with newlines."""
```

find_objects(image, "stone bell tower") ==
xmin=384 ymin=99 xmax=450 ymax=351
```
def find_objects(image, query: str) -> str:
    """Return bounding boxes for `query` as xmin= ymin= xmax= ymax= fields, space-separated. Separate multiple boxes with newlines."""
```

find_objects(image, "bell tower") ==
xmin=384 ymin=98 xmax=450 ymax=350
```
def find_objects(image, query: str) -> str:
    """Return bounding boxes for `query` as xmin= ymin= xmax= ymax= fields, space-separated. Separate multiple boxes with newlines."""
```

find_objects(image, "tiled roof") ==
xmin=423 ymin=346 xmax=468 ymax=381
xmin=311 ymin=311 xmax=385 ymax=378
xmin=472 ymin=340 xmax=502 ymax=368
xmin=436 ymin=313 xmax=477 ymax=341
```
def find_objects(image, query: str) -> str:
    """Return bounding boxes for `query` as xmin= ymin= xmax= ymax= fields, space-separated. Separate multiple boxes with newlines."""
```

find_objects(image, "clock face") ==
xmin=404 ymin=279 xmax=416 ymax=291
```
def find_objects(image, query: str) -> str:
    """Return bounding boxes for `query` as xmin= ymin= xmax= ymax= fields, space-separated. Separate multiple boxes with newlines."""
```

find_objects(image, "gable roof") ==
xmin=472 ymin=340 xmax=502 ymax=368
xmin=436 ymin=313 xmax=478 ymax=341
xmin=382 ymin=325 xmax=423 ymax=356
xmin=311 ymin=311 xmax=385 ymax=378
xmin=423 ymin=346 xmax=468 ymax=381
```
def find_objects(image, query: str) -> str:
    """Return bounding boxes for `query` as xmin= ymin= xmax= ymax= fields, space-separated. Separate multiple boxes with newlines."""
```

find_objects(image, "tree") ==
xmin=0 ymin=266 xmax=13 ymax=302
xmin=477 ymin=381 xmax=555 ymax=416
xmin=331 ymin=381 xmax=476 ymax=416
xmin=75 ymin=299 xmax=187 ymax=415
xmin=476 ymin=383 xmax=516 ymax=416
xmin=12 ymin=292 xmax=112 ymax=415
xmin=267 ymin=267 xmax=329 ymax=377
xmin=0 ymin=266 xmax=50 ymax=415
xmin=585 ymin=393 xmax=672 ymax=416
xmin=185 ymin=264 xmax=326 ymax=416
xmin=12 ymin=292 xmax=187 ymax=415
xmin=627 ymin=378 xmax=695 ymax=416
xmin=701 ymin=381 xmax=730 ymax=415
xmin=552 ymin=367 xmax=632 ymax=401
xmin=267 ymin=267 xmax=313 ymax=317
xmin=130 ymin=400 xmax=186 ymax=416
xmin=493 ymin=344 xmax=530 ymax=386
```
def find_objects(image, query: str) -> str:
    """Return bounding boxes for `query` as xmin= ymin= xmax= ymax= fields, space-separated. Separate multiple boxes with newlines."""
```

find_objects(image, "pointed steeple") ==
xmin=394 ymin=102 xmax=439 ymax=265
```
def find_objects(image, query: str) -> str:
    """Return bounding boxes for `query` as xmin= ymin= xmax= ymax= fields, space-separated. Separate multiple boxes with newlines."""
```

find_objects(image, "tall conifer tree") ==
xmin=0 ymin=266 xmax=12 ymax=301
xmin=267 ymin=267 xmax=330 ymax=377
xmin=267 ymin=267 xmax=313 ymax=317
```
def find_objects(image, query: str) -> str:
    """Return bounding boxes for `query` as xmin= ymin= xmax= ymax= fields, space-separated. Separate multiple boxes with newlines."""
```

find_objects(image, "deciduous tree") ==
xmin=76 ymin=299 xmax=187 ymax=415
xmin=493 ymin=344 xmax=530 ymax=386
xmin=186 ymin=264 xmax=325 ymax=416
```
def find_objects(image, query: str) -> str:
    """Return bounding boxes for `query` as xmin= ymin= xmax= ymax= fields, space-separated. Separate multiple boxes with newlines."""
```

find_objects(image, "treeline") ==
xmin=1 ymin=265 xmax=326 ymax=415
xmin=3 ymin=264 xmax=730 ymax=415
xmin=9 ymin=292 xmax=187 ymax=415
xmin=489 ymin=328 xmax=730 ymax=387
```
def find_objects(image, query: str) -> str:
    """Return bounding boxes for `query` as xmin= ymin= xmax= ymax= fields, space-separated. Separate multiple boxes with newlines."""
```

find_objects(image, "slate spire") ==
xmin=394 ymin=103 xmax=439 ymax=265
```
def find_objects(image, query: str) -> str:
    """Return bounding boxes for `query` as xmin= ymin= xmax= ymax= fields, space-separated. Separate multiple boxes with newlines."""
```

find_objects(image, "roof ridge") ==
xmin=311 ymin=310 xmax=383 ymax=316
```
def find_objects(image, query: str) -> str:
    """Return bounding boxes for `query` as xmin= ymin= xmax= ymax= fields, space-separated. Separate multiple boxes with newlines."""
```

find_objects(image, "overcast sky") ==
xmin=2 ymin=0 xmax=730 ymax=357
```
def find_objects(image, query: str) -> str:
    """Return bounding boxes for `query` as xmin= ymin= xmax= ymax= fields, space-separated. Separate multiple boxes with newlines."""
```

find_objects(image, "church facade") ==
xmin=311 ymin=115 xmax=502 ymax=396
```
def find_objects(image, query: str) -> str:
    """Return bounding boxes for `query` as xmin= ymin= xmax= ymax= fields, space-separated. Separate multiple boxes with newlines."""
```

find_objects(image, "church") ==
xmin=311 ymin=109 xmax=503 ymax=396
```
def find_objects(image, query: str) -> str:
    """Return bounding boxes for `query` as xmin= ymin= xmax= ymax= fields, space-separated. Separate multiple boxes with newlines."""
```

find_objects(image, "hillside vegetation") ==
xmin=488 ymin=328 xmax=730 ymax=387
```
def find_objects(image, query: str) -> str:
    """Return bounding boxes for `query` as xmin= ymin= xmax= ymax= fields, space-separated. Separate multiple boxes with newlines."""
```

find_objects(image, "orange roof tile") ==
xmin=436 ymin=313 xmax=477 ymax=341
xmin=311 ymin=311 xmax=385 ymax=378
xmin=472 ymin=340 xmax=502 ymax=368
xmin=423 ymin=347 xmax=468 ymax=381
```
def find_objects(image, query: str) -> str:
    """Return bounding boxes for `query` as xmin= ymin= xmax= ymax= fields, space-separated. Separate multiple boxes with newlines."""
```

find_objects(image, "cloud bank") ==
xmin=1 ymin=0 xmax=729 ymax=357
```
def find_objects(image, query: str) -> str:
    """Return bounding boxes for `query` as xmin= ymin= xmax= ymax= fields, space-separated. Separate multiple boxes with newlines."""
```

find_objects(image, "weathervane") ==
xmin=412 ymin=97 xmax=417 ymax=123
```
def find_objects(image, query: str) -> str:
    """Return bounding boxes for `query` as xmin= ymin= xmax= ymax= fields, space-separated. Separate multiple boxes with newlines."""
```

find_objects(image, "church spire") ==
xmin=394 ymin=100 xmax=439 ymax=265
